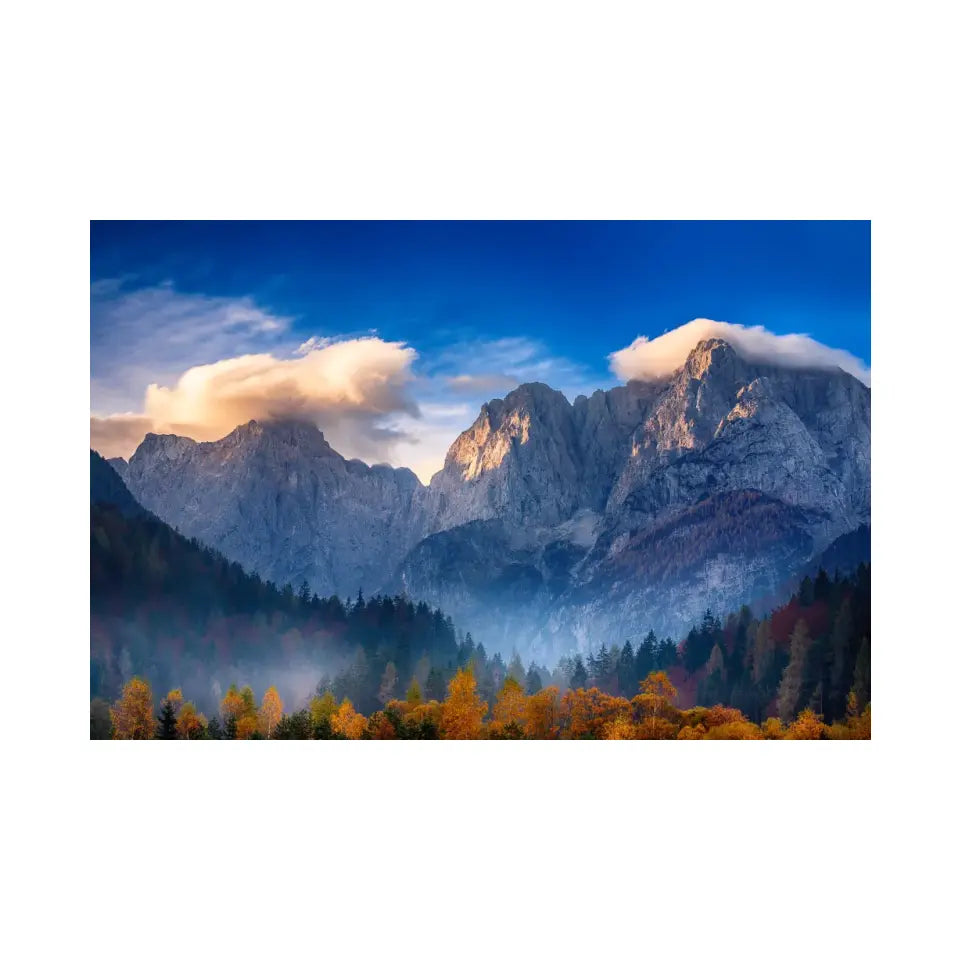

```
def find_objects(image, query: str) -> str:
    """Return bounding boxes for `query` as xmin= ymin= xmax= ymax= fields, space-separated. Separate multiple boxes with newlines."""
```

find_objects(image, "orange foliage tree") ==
xmin=440 ymin=667 xmax=488 ymax=739
xmin=490 ymin=676 xmax=528 ymax=738
xmin=332 ymin=699 xmax=366 ymax=739
xmin=526 ymin=687 xmax=561 ymax=739
xmin=785 ymin=708 xmax=826 ymax=740
xmin=111 ymin=677 xmax=155 ymax=740
xmin=633 ymin=671 xmax=678 ymax=720
xmin=176 ymin=702 xmax=208 ymax=739
xmin=258 ymin=686 xmax=284 ymax=738
xmin=561 ymin=688 xmax=631 ymax=739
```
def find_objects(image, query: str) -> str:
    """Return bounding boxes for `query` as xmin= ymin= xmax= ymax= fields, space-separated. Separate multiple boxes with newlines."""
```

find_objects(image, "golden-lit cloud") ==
xmin=609 ymin=318 xmax=870 ymax=385
xmin=91 ymin=337 xmax=419 ymax=461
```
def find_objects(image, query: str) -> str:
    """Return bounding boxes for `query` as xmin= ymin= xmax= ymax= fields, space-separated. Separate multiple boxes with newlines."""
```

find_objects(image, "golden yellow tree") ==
xmin=633 ymin=671 xmax=678 ymax=720
xmin=785 ymin=708 xmax=826 ymax=740
xmin=440 ymin=668 xmax=488 ymax=739
xmin=703 ymin=720 xmax=763 ymax=740
xmin=365 ymin=711 xmax=398 ymax=739
xmin=220 ymin=684 xmax=245 ymax=723
xmin=236 ymin=714 xmax=259 ymax=739
xmin=526 ymin=687 xmax=561 ymax=739
xmin=176 ymin=702 xmax=208 ymax=739
xmin=332 ymin=699 xmax=366 ymax=739
xmin=603 ymin=715 xmax=639 ymax=739
xmin=490 ymin=676 xmax=528 ymax=737
xmin=635 ymin=716 xmax=678 ymax=739
xmin=258 ymin=686 xmax=284 ymax=738
xmin=111 ymin=677 xmax=155 ymax=740
xmin=761 ymin=717 xmax=786 ymax=739
xmin=561 ymin=688 xmax=628 ymax=739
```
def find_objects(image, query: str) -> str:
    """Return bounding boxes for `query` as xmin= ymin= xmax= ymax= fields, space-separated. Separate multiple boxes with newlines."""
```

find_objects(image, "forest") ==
xmin=91 ymin=563 xmax=871 ymax=740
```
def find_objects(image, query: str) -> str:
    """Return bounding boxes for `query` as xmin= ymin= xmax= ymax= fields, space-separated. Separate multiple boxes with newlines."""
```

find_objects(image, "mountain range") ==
xmin=109 ymin=337 xmax=870 ymax=659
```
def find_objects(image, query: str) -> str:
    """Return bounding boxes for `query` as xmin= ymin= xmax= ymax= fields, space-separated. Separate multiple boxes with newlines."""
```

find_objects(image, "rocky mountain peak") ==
xmin=133 ymin=432 xmax=197 ymax=463
xmin=683 ymin=337 xmax=743 ymax=381
xmin=224 ymin=418 xmax=335 ymax=456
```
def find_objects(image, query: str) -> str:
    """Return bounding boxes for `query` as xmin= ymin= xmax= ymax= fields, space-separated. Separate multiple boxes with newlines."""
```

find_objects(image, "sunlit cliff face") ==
xmin=450 ymin=408 xmax=532 ymax=481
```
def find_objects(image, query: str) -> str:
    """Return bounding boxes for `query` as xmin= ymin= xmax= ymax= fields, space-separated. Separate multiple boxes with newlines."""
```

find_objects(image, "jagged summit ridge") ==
xmin=118 ymin=337 xmax=870 ymax=653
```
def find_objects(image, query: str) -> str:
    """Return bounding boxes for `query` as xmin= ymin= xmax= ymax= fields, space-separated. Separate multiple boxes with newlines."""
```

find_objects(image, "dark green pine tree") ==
xmin=570 ymin=655 xmax=588 ymax=691
xmin=636 ymin=630 xmax=657 ymax=681
xmin=525 ymin=666 xmax=543 ymax=695
xmin=156 ymin=699 xmax=178 ymax=739
xmin=617 ymin=641 xmax=636 ymax=694
xmin=827 ymin=597 xmax=854 ymax=720
xmin=90 ymin=699 xmax=113 ymax=740
xmin=206 ymin=715 xmax=223 ymax=740
xmin=656 ymin=637 xmax=678 ymax=670
xmin=852 ymin=636 xmax=871 ymax=709
xmin=225 ymin=713 xmax=238 ymax=740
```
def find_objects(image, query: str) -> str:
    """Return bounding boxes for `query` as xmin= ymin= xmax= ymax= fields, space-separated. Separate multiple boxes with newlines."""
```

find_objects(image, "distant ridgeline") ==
xmin=111 ymin=337 xmax=871 ymax=659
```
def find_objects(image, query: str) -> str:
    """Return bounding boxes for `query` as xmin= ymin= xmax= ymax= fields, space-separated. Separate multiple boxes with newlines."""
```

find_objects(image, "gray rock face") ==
xmin=121 ymin=419 xmax=428 ymax=599
xmin=118 ymin=338 xmax=870 ymax=656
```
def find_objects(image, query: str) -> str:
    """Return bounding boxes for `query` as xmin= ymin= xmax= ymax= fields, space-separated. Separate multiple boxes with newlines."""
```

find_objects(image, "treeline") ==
xmin=92 ymin=667 xmax=870 ymax=741
xmin=91 ymin=502 xmax=462 ymax=711
xmin=311 ymin=565 xmax=870 ymax=725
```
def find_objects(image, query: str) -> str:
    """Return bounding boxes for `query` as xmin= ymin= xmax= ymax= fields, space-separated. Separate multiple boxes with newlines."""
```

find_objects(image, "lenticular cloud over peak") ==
xmin=608 ymin=319 xmax=871 ymax=386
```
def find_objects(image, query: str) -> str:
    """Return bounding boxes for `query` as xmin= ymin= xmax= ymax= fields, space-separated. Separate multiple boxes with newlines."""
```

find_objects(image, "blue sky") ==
xmin=91 ymin=221 xmax=870 ymax=481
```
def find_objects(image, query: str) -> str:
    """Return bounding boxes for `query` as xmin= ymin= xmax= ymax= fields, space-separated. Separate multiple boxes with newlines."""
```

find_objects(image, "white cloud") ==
xmin=91 ymin=337 xmax=420 ymax=462
xmin=609 ymin=318 xmax=870 ymax=385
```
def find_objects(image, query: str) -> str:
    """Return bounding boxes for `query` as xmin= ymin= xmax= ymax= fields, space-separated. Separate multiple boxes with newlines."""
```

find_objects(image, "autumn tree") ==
xmin=785 ymin=708 xmax=826 ymax=740
xmin=604 ymin=715 xmax=639 ymax=740
xmin=111 ymin=677 xmax=155 ymax=740
xmin=526 ymin=687 xmax=560 ymax=739
xmin=440 ymin=667 xmax=488 ymax=739
xmin=176 ymin=702 xmax=208 ymax=739
xmin=236 ymin=714 xmax=260 ymax=740
xmin=634 ymin=671 xmax=678 ymax=719
xmin=221 ymin=683 xmax=258 ymax=739
xmin=221 ymin=684 xmax=245 ymax=724
xmin=258 ymin=686 xmax=284 ymax=739
xmin=332 ymin=698 xmax=366 ymax=739
xmin=490 ymin=676 xmax=527 ymax=738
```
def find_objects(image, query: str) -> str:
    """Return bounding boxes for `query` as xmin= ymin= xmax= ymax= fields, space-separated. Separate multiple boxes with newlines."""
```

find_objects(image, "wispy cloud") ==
xmin=427 ymin=335 xmax=605 ymax=402
xmin=91 ymin=279 xmax=295 ymax=412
